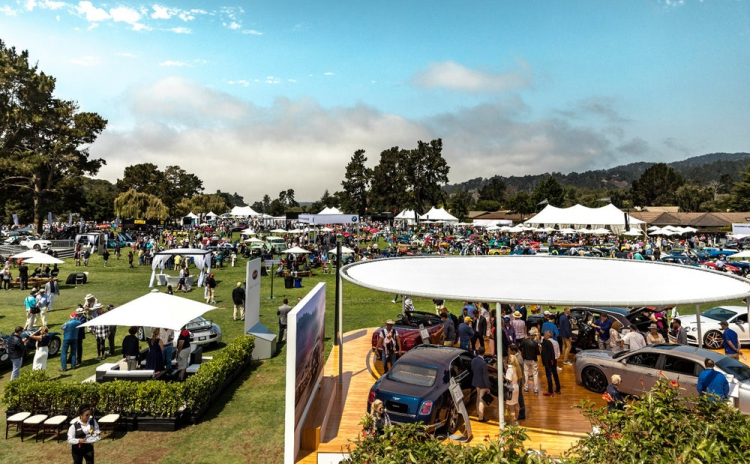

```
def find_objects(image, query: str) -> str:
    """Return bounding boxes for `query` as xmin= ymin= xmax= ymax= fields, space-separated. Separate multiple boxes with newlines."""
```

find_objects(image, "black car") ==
xmin=0 ymin=329 xmax=62 ymax=368
xmin=367 ymin=345 xmax=498 ymax=434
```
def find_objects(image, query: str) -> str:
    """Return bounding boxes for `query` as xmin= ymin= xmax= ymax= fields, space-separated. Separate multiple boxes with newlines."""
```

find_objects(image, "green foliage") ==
xmin=478 ymin=176 xmax=507 ymax=204
xmin=340 ymin=149 xmax=372 ymax=215
xmin=116 ymin=163 xmax=205 ymax=214
xmin=2 ymin=335 xmax=255 ymax=419
xmin=448 ymin=188 xmax=473 ymax=221
xmin=346 ymin=421 xmax=549 ymax=464
xmin=730 ymin=164 xmax=750 ymax=211
xmin=569 ymin=379 xmax=750 ymax=463
xmin=532 ymin=176 xmax=565 ymax=207
xmin=631 ymin=163 xmax=684 ymax=207
xmin=506 ymin=191 xmax=534 ymax=217
xmin=114 ymin=188 xmax=169 ymax=220
xmin=405 ymin=139 xmax=450 ymax=213
xmin=370 ymin=146 xmax=409 ymax=212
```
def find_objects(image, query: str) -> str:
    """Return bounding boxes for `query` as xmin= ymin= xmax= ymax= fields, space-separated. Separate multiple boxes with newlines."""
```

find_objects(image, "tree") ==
xmin=478 ymin=176 xmax=506 ymax=204
xmin=162 ymin=165 xmax=204 ymax=210
xmin=262 ymin=195 xmax=271 ymax=212
xmin=268 ymin=199 xmax=285 ymax=216
xmin=674 ymin=184 xmax=713 ymax=212
xmin=370 ymin=147 xmax=409 ymax=212
xmin=309 ymin=189 xmax=338 ymax=215
xmin=730 ymin=164 xmax=750 ymax=211
xmin=114 ymin=189 xmax=168 ymax=219
xmin=404 ymin=139 xmax=450 ymax=213
xmin=532 ymin=176 xmax=565 ymax=207
xmin=506 ymin=191 xmax=534 ymax=219
xmin=80 ymin=178 xmax=117 ymax=221
xmin=474 ymin=199 xmax=500 ymax=211
xmin=115 ymin=163 xmax=164 ymax=197
xmin=215 ymin=190 xmax=246 ymax=208
xmin=0 ymin=40 xmax=107 ymax=232
xmin=448 ymin=188 xmax=472 ymax=221
xmin=116 ymin=164 xmax=203 ymax=212
xmin=717 ymin=173 xmax=734 ymax=195
xmin=630 ymin=163 xmax=684 ymax=207
xmin=340 ymin=149 xmax=372 ymax=215
xmin=187 ymin=194 xmax=228 ymax=216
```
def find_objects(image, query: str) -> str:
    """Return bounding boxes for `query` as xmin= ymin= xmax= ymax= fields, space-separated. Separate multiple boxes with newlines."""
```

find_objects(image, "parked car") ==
xmin=677 ymin=306 xmax=748 ymax=349
xmin=701 ymin=261 xmax=742 ymax=275
xmin=701 ymin=247 xmax=737 ymax=259
xmin=659 ymin=256 xmax=701 ymax=267
xmin=367 ymin=345 xmax=498 ymax=433
xmin=575 ymin=344 xmax=750 ymax=414
xmin=3 ymin=236 xmax=52 ymax=251
xmin=370 ymin=311 xmax=444 ymax=354
xmin=0 ymin=329 xmax=62 ymax=368
xmin=137 ymin=316 xmax=222 ymax=347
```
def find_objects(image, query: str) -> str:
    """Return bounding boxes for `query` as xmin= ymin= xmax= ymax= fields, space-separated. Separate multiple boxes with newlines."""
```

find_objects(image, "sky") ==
xmin=1 ymin=0 xmax=749 ymax=203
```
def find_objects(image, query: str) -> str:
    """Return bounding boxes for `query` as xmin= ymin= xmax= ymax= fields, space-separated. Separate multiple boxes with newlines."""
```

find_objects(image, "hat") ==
xmin=85 ymin=294 xmax=94 ymax=300
xmin=529 ymin=327 xmax=539 ymax=336
xmin=464 ymin=317 xmax=472 ymax=323
xmin=39 ymin=288 xmax=46 ymax=293
xmin=649 ymin=323 xmax=658 ymax=330
xmin=108 ymin=304 xmax=115 ymax=309
xmin=75 ymin=308 xmax=85 ymax=314
xmin=70 ymin=312 xmax=78 ymax=318
xmin=30 ymin=289 xmax=38 ymax=295
xmin=513 ymin=311 xmax=522 ymax=318
xmin=503 ymin=317 xmax=511 ymax=323
xmin=93 ymin=303 xmax=102 ymax=310
xmin=386 ymin=319 xmax=395 ymax=325
xmin=543 ymin=310 xmax=551 ymax=316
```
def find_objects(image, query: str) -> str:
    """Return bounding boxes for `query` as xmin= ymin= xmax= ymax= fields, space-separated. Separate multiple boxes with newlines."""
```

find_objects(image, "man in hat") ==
xmin=521 ymin=328 xmax=541 ymax=395
xmin=68 ymin=307 xmax=88 ymax=367
xmin=83 ymin=294 xmax=99 ymax=313
xmin=591 ymin=313 xmax=612 ymax=350
xmin=376 ymin=319 xmax=401 ymax=373
xmin=232 ymin=282 xmax=245 ymax=321
xmin=511 ymin=310 xmax=526 ymax=343
xmin=24 ymin=289 xmax=39 ymax=330
xmin=36 ymin=288 xmax=50 ymax=327
xmin=60 ymin=312 xmax=83 ymax=371
xmin=559 ymin=307 xmax=573 ymax=365
xmin=720 ymin=321 xmax=742 ymax=360
xmin=458 ymin=316 xmax=475 ymax=351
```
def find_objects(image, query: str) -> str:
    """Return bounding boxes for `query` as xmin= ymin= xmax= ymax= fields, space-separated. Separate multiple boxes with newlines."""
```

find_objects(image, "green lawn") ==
xmin=0 ymin=245 xmax=745 ymax=463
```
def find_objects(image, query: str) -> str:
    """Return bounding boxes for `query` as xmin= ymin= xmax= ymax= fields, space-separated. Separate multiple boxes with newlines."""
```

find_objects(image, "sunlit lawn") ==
xmin=0 ymin=243 xmax=745 ymax=463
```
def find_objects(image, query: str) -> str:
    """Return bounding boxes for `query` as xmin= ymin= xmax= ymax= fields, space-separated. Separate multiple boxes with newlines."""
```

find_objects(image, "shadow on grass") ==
xmin=198 ymin=359 xmax=264 ymax=423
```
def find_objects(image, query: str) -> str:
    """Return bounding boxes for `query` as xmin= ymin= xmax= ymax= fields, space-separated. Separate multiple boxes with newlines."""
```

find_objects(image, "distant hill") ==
xmin=443 ymin=152 xmax=750 ymax=194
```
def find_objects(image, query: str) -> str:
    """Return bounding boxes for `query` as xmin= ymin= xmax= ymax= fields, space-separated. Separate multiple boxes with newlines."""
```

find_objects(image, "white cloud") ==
xmin=117 ymin=52 xmax=137 ymax=58
xmin=159 ymin=60 xmax=189 ymax=67
xmin=178 ymin=9 xmax=206 ymax=21
xmin=323 ymin=72 xmax=335 ymax=76
xmin=226 ymin=21 xmax=241 ymax=30
xmin=110 ymin=6 xmax=147 ymax=31
xmin=168 ymin=27 xmax=191 ymax=34
xmin=242 ymin=29 xmax=262 ymax=35
xmin=25 ymin=0 xmax=37 ymax=11
xmin=151 ymin=4 xmax=176 ymax=19
xmin=228 ymin=80 xmax=250 ymax=87
xmin=69 ymin=55 xmax=101 ymax=67
xmin=411 ymin=61 xmax=532 ymax=93
xmin=76 ymin=1 xmax=110 ymax=22
xmin=288 ymin=79 xmax=296 ymax=83
xmin=0 ymin=5 xmax=18 ymax=15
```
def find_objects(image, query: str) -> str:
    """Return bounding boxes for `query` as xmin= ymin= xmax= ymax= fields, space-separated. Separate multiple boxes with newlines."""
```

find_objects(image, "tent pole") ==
xmin=696 ymin=304 xmax=703 ymax=349
xmin=496 ymin=302 xmax=504 ymax=432
xmin=335 ymin=241 xmax=343 ymax=383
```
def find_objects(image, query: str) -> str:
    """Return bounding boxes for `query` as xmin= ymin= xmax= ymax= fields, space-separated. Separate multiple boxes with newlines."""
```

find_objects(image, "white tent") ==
xmin=229 ymin=205 xmax=260 ymax=217
xmin=239 ymin=228 xmax=256 ymax=236
xmin=524 ymin=203 xmax=644 ymax=234
xmin=206 ymin=211 xmax=218 ymax=218
xmin=10 ymin=250 xmax=48 ymax=260
xmin=80 ymin=292 xmax=216 ymax=332
xmin=395 ymin=209 xmax=419 ymax=225
xmin=22 ymin=254 xmax=64 ymax=264
xmin=622 ymin=229 xmax=644 ymax=236
xmin=282 ymin=246 xmax=311 ymax=254
xmin=318 ymin=206 xmax=343 ymax=214
xmin=729 ymin=250 xmax=750 ymax=260
xmin=185 ymin=212 xmax=199 ymax=219
xmin=419 ymin=207 xmax=458 ymax=223
xmin=149 ymin=248 xmax=212 ymax=287
xmin=328 ymin=246 xmax=356 ymax=254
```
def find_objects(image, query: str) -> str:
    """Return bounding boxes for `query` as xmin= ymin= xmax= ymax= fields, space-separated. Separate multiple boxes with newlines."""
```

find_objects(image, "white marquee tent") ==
xmin=419 ymin=207 xmax=458 ymax=223
xmin=80 ymin=292 xmax=216 ymax=332
xmin=318 ymin=206 xmax=343 ymax=215
xmin=395 ymin=209 xmax=419 ymax=224
xmin=229 ymin=206 xmax=260 ymax=217
xmin=524 ymin=204 xmax=644 ymax=234
xmin=149 ymin=248 xmax=212 ymax=288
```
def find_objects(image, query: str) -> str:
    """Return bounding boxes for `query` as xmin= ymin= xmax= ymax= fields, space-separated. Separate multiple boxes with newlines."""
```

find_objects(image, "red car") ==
xmin=701 ymin=261 xmax=742 ymax=275
xmin=371 ymin=311 xmax=444 ymax=354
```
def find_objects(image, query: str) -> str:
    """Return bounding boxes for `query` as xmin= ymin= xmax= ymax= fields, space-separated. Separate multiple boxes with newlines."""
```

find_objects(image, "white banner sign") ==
xmin=244 ymin=258 xmax=262 ymax=332
xmin=298 ymin=213 xmax=360 ymax=225
xmin=732 ymin=223 xmax=750 ymax=236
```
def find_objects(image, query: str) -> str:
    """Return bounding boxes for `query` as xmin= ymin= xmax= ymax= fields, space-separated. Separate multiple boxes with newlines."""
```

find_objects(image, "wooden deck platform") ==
xmin=297 ymin=328 xmax=601 ymax=463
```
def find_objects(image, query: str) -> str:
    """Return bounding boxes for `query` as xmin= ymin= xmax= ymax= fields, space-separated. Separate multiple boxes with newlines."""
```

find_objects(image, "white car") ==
xmin=3 ymin=236 xmax=52 ymax=251
xmin=679 ymin=306 xmax=748 ymax=349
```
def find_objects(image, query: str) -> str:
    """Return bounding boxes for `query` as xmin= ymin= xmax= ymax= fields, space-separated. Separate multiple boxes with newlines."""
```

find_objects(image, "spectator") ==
xmin=458 ymin=316 xmax=475 ymax=351
xmin=7 ymin=326 xmax=28 ymax=380
xmin=673 ymin=319 xmax=688 ymax=345
xmin=440 ymin=312 xmax=455 ymax=347
xmin=205 ymin=273 xmax=217 ymax=304
xmin=471 ymin=346 xmax=491 ymax=422
xmin=521 ymin=328 xmax=540 ymax=395
xmin=622 ymin=325 xmax=647 ymax=350
xmin=28 ymin=326 xmax=50 ymax=370
xmin=646 ymin=323 xmax=665 ymax=345
xmin=160 ymin=328 xmax=175 ymax=373
xmin=232 ymin=282 xmax=245 ymax=321
xmin=697 ymin=358 xmax=730 ymax=400
xmin=121 ymin=326 xmax=140 ymax=370
xmin=176 ymin=325 xmax=192 ymax=381
xmin=720 ymin=320 xmax=742 ymax=360
xmin=541 ymin=330 xmax=561 ymax=396
xmin=376 ymin=319 xmax=401 ymax=374
xmin=60 ymin=313 xmax=82 ymax=372
xmin=23 ymin=289 xmax=39 ymax=330
xmin=591 ymin=313 xmax=612 ymax=350
xmin=559 ymin=307 xmax=573 ymax=365
xmin=605 ymin=374 xmax=626 ymax=412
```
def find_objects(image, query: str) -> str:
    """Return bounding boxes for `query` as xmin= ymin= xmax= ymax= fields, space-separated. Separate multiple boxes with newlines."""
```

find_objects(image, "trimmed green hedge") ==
xmin=3 ymin=335 xmax=254 ymax=419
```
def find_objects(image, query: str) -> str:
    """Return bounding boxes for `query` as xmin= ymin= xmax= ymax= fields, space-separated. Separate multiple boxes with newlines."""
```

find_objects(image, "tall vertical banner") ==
xmin=284 ymin=282 xmax=326 ymax=464
xmin=244 ymin=258 xmax=262 ymax=333
xmin=47 ymin=211 xmax=53 ymax=225
xmin=12 ymin=214 xmax=19 ymax=226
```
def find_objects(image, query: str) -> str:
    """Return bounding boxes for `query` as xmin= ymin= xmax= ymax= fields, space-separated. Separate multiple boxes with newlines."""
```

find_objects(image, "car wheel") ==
xmin=33 ymin=244 xmax=40 ymax=250
xmin=704 ymin=330 xmax=724 ymax=349
xmin=581 ymin=366 xmax=608 ymax=393
xmin=137 ymin=327 xmax=146 ymax=341
xmin=48 ymin=336 xmax=61 ymax=357
xmin=446 ymin=404 xmax=461 ymax=435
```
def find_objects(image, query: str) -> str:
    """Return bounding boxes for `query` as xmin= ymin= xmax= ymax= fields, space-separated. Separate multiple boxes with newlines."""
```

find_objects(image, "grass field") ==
xmin=0 ymin=243 xmax=746 ymax=463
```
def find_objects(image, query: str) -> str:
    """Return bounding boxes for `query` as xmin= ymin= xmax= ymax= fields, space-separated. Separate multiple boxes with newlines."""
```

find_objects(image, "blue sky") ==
xmin=2 ymin=0 xmax=749 ymax=203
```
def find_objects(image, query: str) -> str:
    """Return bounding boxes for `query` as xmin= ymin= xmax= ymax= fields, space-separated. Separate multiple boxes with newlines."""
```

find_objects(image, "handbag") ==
xmin=482 ymin=391 xmax=494 ymax=405
xmin=30 ymin=305 xmax=41 ymax=314
xmin=503 ymin=381 xmax=513 ymax=401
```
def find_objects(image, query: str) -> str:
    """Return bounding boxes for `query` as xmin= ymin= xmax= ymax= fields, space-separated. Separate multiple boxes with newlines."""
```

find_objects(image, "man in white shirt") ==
xmin=622 ymin=325 xmax=647 ymax=351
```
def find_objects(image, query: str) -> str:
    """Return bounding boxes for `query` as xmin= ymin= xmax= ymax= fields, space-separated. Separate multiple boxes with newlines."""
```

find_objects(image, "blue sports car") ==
xmin=367 ymin=345 xmax=497 ymax=434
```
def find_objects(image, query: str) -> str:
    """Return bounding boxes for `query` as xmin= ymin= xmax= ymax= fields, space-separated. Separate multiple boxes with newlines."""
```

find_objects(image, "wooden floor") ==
xmin=296 ymin=329 xmax=600 ymax=463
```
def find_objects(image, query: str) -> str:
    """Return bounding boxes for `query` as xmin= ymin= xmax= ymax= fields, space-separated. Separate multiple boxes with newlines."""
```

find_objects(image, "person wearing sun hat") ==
xmin=458 ymin=316 xmax=475 ymax=351
xmin=60 ymin=312 xmax=83 ymax=372
xmin=376 ymin=319 xmax=401 ymax=373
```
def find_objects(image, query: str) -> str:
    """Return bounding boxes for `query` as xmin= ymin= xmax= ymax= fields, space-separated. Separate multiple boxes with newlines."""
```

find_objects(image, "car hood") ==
xmin=576 ymin=349 xmax=615 ymax=360
xmin=678 ymin=314 xmax=717 ymax=327
xmin=378 ymin=374 xmax=441 ymax=399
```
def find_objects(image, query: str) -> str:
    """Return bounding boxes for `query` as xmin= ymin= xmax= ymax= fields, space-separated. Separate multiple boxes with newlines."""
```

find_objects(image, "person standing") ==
xmin=440 ymin=312 xmax=455 ymax=347
xmin=121 ymin=326 xmax=141 ymax=371
xmin=7 ymin=326 xmax=28 ymax=380
xmin=369 ymin=399 xmax=392 ymax=436
xmin=541 ymin=330 xmax=561 ymax=396
xmin=145 ymin=328 xmax=164 ymax=371
xmin=128 ymin=250 xmax=134 ymax=268
xmin=60 ymin=313 xmax=82 ymax=372
xmin=559 ymin=308 xmax=573 ymax=365
xmin=646 ymin=323 xmax=665 ymax=345
xmin=72 ymin=308 xmax=87 ymax=367
xmin=608 ymin=321 xmax=624 ymax=353
xmin=673 ymin=319 xmax=688 ymax=345
xmin=472 ymin=311 xmax=487 ymax=350
xmin=176 ymin=325 xmax=191 ymax=381
xmin=511 ymin=310 xmax=526 ymax=344
xmin=541 ymin=312 xmax=559 ymax=340
xmin=67 ymin=404 xmax=100 ymax=464
xmin=24 ymin=289 xmax=39 ymax=330
xmin=277 ymin=298 xmax=293 ymax=342
xmin=45 ymin=277 xmax=59 ymax=312
xmin=232 ymin=282 xmax=245 ymax=321
xmin=205 ymin=273 xmax=217 ymax=304
xmin=36 ymin=288 xmax=50 ymax=327
xmin=521 ymin=328 xmax=540 ymax=395
xmin=506 ymin=347 xmax=523 ymax=424
xmin=591 ymin=313 xmax=612 ymax=350
xmin=1 ymin=265 xmax=11 ymax=290
xmin=101 ymin=248 xmax=110 ymax=267
xmin=458 ymin=316 xmax=475 ymax=351
xmin=83 ymin=249 xmax=91 ymax=267
xmin=18 ymin=260 xmax=28 ymax=290
xmin=160 ymin=328 xmax=175 ymax=373
xmin=697 ymin=358 xmax=730 ymax=400
xmin=29 ymin=326 xmax=50 ymax=370
xmin=720 ymin=321 xmax=742 ymax=360
xmin=471 ymin=346 xmax=491 ymax=422
xmin=376 ymin=319 xmax=401 ymax=374
xmin=92 ymin=322 xmax=110 ymax=361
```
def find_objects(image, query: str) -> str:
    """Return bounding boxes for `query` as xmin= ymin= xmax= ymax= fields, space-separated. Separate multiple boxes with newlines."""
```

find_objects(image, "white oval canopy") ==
xmin=340 ymin=256 xmax=750 ymax=306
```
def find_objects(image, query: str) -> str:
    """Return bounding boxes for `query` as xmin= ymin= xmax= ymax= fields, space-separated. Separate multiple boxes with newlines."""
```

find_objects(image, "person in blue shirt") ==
xmin=463 ymin=302 xmax=477 ymax=318
xmin=591 ymin=314 xmax=612 ymax=350
xmin=558 ymin=308 xmax=573 ymax=365
xmin=697 ymin=358 xmax=730 ymax=400
xmin=541 ymin=312 xmax=559 ymax=340
xmin=458 ymin=317 xmax=475 ymax=351
xmin=60 ymin=312 xmax=82 ymax=372
xmin=720 ymin=321 xmax=742 ymax=360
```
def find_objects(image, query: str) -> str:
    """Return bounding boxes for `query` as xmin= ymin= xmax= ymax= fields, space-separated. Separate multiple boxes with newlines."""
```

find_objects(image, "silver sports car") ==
xmin=575 ymin=344 xmax=750 ymax=414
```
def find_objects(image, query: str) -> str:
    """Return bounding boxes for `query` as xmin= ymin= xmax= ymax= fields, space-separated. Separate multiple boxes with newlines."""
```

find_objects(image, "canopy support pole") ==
xmin=696 ymin=304 xmax=703 ymax=349
xmin=496 ymin=302 xmax=504 ymax=433
xmin=335 ymin=241 xmax=343 ymax=383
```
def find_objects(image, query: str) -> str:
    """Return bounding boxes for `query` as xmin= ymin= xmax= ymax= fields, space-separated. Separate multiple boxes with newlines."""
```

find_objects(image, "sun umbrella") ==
xmin=10 ymin=250 xmax=48 ymax=260
xmin=244 ymin=237 xmax=263 ymax=243
xmin=21 ymin=254 xmax=65 ymax=264
xmin=281 ymin=246 xmax=311 ymax=254
xmin=328 ymin=246 xmax=356 ymax=254
xmin=591 ymin=228 xmax=611 ymax=235
xmin=622 ymin=229 xmax=644 ymax=236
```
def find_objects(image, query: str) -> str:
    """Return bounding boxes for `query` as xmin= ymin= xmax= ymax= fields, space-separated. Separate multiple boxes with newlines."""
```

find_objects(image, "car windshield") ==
xmin=387 ymin=363 xmax=437 ymax=387
xmin=701 ymin=307 xmax=738 ymax=321
xmin=717 ymin=358 xmax=750 ymax=382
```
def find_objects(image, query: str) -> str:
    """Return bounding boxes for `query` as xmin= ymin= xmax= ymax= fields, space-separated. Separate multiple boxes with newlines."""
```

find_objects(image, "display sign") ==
xmin=419 ymin=324 xmax=430 ymax=345
xmin=244 ymin=258 xmax=262 ymax=332
xmin=732 ymin=223 xmax=750 ymax=236
xmin=448 ymin=377 xmax=472 ymax=441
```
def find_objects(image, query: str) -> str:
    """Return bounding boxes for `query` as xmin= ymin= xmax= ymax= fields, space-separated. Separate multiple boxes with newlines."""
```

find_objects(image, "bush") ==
xmin=2 ymin=335 xmax=255 ymax=420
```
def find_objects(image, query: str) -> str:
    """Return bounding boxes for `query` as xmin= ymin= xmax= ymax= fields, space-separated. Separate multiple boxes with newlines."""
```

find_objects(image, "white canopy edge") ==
xmin=150 ymin=248 xmax=213 ymax=288
xmin=340 ymin=256 xmax=750 ymax=307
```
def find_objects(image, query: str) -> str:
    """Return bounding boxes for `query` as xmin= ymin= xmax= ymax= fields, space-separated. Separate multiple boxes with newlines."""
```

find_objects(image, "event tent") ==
xmin=318 ymin=206 xmax=343 ymax=214
xmin=229 ymin=206 xmax=260 ymax=217
xmin=394 ymin=209 xmax=419 ymax=224
xmin=184 ymin=212 xmax=199 ymax=219
xmin=80 ymin=292 xmax=216 ymax=332
xmin=524 ymin=204 xmax=644 ymax=234
xmin=149 ymin=248 xmax=212 ymax=288
xmin=419 ymin=207 xmax=458 ymax=223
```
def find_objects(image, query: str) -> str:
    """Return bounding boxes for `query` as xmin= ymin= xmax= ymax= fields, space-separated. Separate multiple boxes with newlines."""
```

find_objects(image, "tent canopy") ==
xmin=229 ymin=206 xmax=259 ymax=217
xmin=419 ymin=207 xmax=458 ymax=222
xmin=22 ymin=254 xmax=64 ymax=264
xmin=149 ymin=248 xmax=212 ymax=287
xmin=184 ymin=212 xmax=199 ymax=219
xmin=395 ymin=209 xmax=419 ymax=222
xmin=318 ymin=206 xmax=343 ymax=214
xmin=524 ymin=204 xmax=644 ymax=234
xmin=282 ymin=246 xmax=311 ymax=254
xmin=80 ymin=292 xmax=216 ymax=332
xmin=340 ymin=256 xmax=750 ymax=306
